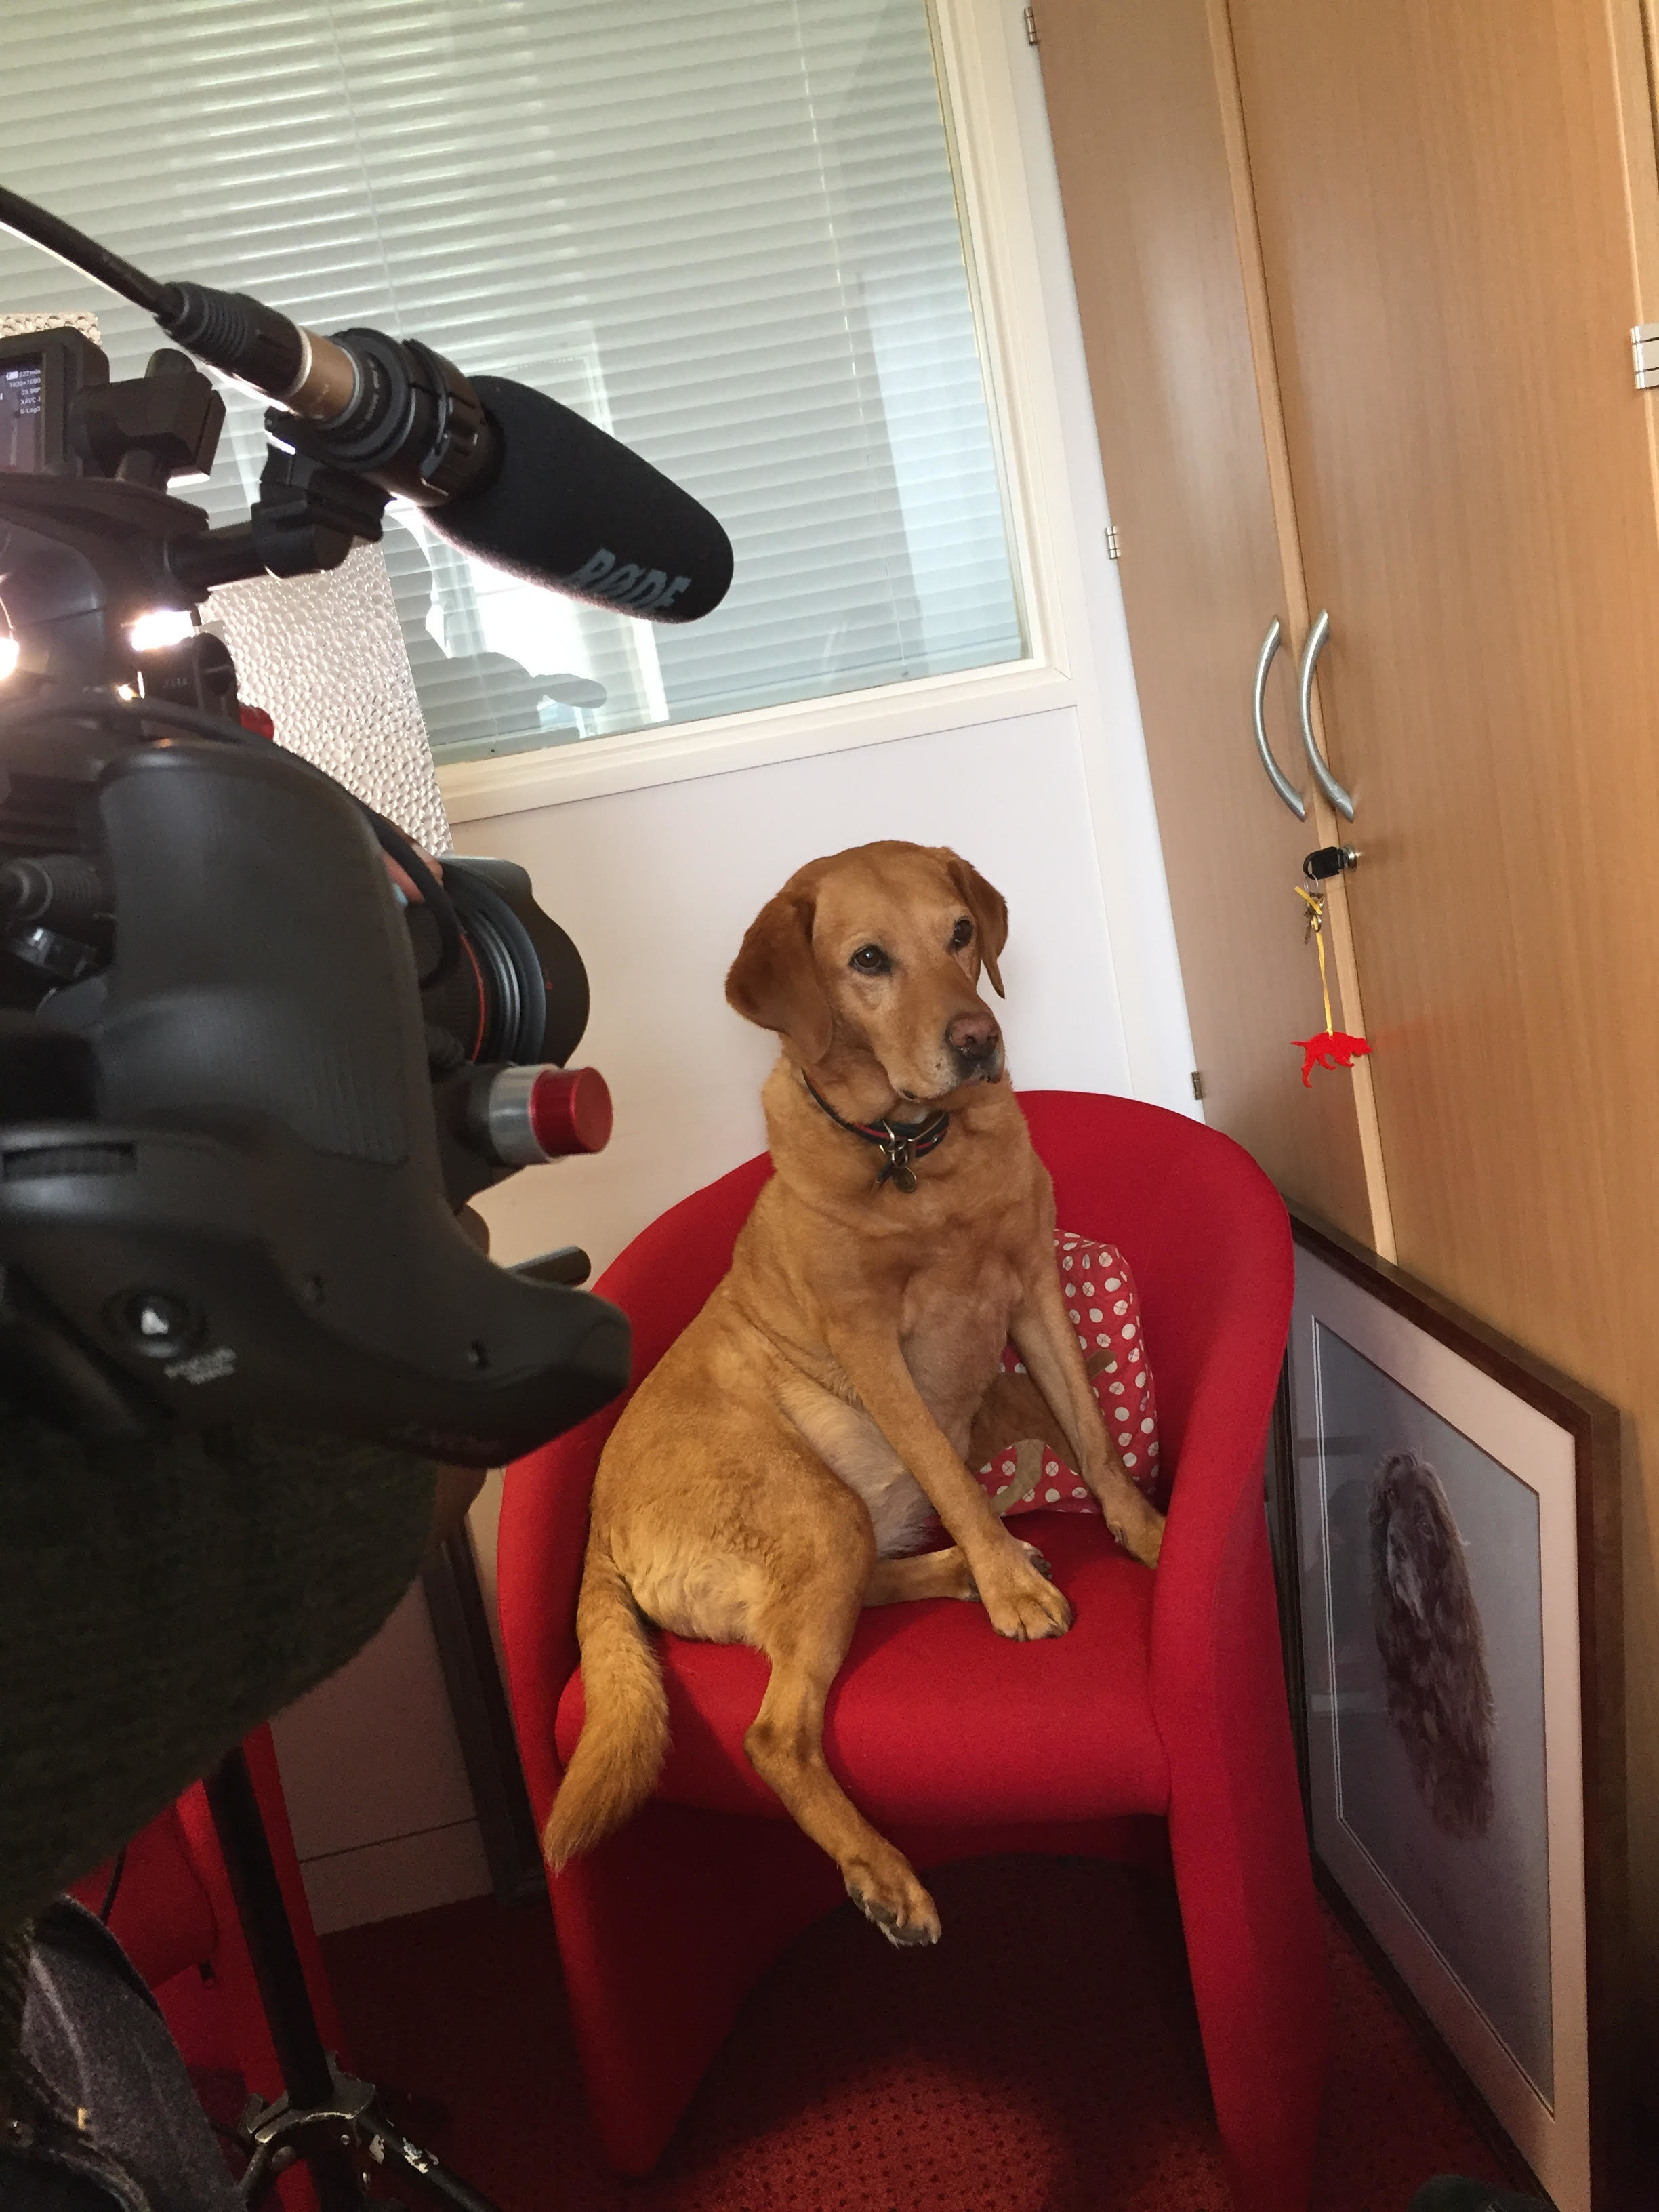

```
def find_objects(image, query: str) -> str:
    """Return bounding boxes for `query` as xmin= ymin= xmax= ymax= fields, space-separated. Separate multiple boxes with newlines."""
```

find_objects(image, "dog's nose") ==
xmin=947 ymin=1011 xmax=1000 ymax=1064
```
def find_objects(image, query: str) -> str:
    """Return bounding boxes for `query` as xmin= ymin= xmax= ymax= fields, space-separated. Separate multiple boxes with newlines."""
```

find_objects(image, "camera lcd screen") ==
xmin=0 ymin=354 xmax=45 ymax=474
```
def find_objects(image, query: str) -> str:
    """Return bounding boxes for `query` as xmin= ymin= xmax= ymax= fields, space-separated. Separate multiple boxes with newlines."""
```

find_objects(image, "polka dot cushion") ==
xmin=973 ymin=1231 xmax=1161 ymax=1518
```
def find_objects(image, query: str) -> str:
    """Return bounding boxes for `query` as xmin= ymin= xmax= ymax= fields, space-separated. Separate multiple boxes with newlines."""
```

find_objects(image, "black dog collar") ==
xmin=801 ymin=1073 xmax=949 ymax=1193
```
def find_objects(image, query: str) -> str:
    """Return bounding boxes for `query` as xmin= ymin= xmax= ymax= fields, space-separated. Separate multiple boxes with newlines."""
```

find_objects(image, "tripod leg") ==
xmin=205 ymin=1750 xmax=367 ymax=2211
xmin=361 ymin=2113 xmax=505 ymax=2212
xmin=207 ymin=1748 xmax=506 ymax=2212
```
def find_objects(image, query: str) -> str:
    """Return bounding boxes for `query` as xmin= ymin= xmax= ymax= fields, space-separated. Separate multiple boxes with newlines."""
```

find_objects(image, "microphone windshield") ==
xmin=429 ymin=375 xmax=733 ymax=624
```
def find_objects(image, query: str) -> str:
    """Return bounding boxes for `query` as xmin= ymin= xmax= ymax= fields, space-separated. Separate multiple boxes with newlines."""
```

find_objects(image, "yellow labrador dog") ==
xmin=543 ymin=842 xmax=1164 ymax=1944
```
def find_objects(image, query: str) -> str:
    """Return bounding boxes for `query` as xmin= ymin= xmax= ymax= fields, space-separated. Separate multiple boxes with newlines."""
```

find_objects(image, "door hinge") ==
xmin=1190 ymin=1071 xmax=1206 ymax=1101
xmin=1633 ymin=322 xmax=1659 ymax=390
xmin=1023 ymin=5 xmax=1038 ymax=45
xmin=1105 ymin=522 xmax=1121 ymax=560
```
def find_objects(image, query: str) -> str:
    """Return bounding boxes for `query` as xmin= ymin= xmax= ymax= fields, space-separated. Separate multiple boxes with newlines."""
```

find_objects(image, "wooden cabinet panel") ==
xmin=1226 ymin=0 xmax=1659 ymax=2082
xmin=1035 ymin=0 xmax=1383 ymax=1245
xmin=1226 ymin=0 xmax=1659 ymax=1356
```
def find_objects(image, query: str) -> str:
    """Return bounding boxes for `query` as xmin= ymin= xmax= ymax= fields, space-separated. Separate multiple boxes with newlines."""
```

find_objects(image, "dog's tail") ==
xmin=540 ymin=1549 xmax=668 ymax=1869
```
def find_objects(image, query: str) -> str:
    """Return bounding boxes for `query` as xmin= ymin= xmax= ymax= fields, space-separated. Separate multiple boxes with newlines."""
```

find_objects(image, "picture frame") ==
xmin=1269 ymin=1210 xmax=1628 ymax=2212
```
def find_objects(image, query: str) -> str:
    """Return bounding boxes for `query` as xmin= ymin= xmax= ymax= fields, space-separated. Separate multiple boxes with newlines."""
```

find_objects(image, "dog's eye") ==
xmin=950 ymin=918 xmax=973 ymax=949
xmin=849 ymin=944 xmax=890 ymax=975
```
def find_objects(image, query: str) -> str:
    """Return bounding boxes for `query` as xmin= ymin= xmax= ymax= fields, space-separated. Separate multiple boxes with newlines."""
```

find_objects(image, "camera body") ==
xmin=0 ymin=329 xmax=630 ymax=1463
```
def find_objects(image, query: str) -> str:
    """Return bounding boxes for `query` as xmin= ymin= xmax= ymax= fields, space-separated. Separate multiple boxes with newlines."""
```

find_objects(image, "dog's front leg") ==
xmin=824 ymin=1324 xmax=1072 ymax=1640
xmin=1009 ymin=1273 xmax=1164 ymax=1568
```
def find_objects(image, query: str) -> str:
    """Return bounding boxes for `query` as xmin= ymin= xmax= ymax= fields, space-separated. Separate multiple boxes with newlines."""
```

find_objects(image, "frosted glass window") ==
xmin=0 ymin=1 xmax=1025 ymax=763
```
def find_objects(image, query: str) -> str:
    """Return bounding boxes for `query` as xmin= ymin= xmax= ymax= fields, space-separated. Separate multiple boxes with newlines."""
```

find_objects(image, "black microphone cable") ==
xmin=0 ymin=183 xmax=308 ymax=403
xmin=0 ymin=184 xmax=167 ymax=314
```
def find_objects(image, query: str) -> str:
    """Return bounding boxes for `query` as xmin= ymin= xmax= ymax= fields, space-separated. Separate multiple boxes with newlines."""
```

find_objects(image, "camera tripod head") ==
xmin=0 ymin=327 xmax=397 ymax=715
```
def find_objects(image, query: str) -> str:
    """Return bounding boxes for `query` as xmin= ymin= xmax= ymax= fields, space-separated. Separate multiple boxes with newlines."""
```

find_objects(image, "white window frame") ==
xmin=438 ymin=0 xmax=1088 ymax=826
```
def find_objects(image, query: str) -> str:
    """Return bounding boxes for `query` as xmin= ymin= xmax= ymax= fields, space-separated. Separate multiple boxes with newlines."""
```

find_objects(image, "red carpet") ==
xmin=321 ymin=1856 xmax=1507 ymax=2211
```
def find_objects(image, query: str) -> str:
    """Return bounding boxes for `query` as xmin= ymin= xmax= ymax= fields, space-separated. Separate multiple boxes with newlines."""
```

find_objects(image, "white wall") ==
xmin=272 ymin=1586 xmax=490 ymax=1933
xmin=271 ymin=0 xmax=1197 ymax=1931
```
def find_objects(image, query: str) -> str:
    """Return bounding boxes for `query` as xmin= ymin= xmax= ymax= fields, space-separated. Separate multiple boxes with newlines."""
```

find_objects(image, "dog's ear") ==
xmin=726 ymin=888 xmax=834 ymax=1061
xmin=943 ymin=852 xmax=1008 ymax=998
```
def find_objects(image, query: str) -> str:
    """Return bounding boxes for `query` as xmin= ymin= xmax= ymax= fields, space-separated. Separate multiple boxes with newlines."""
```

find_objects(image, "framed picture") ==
xmin=1271 ymin=1211 xmax=1627 ymax=2212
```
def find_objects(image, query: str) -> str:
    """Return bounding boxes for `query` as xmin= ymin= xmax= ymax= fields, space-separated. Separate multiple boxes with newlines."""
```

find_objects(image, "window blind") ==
xmin=0 ymin=0 xmax=1025 ymax=763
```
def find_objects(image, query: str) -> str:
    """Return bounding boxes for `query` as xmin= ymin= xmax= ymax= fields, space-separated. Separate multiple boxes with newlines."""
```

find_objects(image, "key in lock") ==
xmin=1302 ymin=844 xmax=1359 ymax=882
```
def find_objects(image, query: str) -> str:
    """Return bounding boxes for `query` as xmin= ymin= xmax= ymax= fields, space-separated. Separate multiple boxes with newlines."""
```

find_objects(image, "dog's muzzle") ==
xmin=947 ymin=1011 xmax=1004 ymax=1084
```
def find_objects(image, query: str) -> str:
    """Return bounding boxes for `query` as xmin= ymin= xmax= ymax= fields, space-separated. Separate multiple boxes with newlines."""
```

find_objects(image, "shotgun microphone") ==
xmin=431 ymin=373 xmax=733 ymax=621
xmin=154 ymin=281 xmax=735 ymax=621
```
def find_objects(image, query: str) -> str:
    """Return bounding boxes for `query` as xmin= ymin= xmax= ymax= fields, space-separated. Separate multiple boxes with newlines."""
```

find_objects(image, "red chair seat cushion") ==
xmin=554 ymin=1513 xmax=1170 ymax=1828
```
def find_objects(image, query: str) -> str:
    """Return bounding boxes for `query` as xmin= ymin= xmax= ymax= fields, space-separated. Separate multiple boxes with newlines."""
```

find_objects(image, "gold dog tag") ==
xmin=890 ymin=1163 xmax=918 ymax=1194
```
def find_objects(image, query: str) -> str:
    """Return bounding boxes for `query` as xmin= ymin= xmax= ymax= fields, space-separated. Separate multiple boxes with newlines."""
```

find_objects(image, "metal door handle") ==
xmin=1297 ymin=609 xmax=1354 ymax=821
xmin=1252 ymin=618 xmax=1306 ymax=819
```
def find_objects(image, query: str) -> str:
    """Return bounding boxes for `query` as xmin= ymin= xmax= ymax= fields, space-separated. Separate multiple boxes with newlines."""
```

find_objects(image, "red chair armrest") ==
xmin=1149 ymin=1366 xmax=1282 ymax=1700
xmin=1147 ymin=1199 xmax=1292 ymax=1723
xmin=1145 ymin=1196 xmax=1310 ymax=1949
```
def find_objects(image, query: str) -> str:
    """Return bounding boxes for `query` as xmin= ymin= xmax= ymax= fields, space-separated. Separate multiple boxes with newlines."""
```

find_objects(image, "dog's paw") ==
xmin=961 ymin=1540 xmax=1051 ymax=1601
xmin=844 ymin=1856 xmax=941 ymax=1948
xmin=1109 ymin=1496 xmax=1165 ymax=1570
xmin=978 ymin=1548 xmax=1073 ymax=1640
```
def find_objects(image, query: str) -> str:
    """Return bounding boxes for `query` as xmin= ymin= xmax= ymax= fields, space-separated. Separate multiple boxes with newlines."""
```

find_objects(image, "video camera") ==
xmin=0 ymin=195 xmax=731 ymax=1467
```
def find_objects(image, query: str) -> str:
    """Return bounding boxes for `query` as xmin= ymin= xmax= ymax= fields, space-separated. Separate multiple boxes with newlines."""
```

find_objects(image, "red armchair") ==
xmin=497 ymin=1091 xmax=1328 ymax=2211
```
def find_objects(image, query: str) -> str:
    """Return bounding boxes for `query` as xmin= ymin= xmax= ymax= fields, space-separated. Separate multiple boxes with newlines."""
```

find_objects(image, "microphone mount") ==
xmin=270 ymin=329 xmax=498 ymax=509
xmin=152 ymin=276 xmax=501 ymax=511
xmin=167 ymin=445 xmax=393 ymax=593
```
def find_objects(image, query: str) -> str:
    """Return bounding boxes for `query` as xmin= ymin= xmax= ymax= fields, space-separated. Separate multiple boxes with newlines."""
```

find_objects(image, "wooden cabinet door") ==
xmin=1035 ymin=0 xmax=1387 ymax=1249
xmin=1225 ymin=0 xmax=1659 ymax=2123
xmin=1224 ymin=0 xmax=1659 ymax=1361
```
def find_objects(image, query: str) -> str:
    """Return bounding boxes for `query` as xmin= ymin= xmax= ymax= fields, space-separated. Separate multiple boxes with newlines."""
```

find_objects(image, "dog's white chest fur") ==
xmin=775 ymin=1380 xmax=937 ymax=1557
xmin=771 ymin=1254 xmax=1020 ymax=1558
xmin=897 ymin=1257 xmax=1019 ymax=1427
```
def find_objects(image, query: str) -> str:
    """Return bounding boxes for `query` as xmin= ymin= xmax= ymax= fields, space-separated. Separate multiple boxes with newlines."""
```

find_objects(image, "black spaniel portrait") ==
xmin=1369 ymin=1451 xmax=1495 ymax=1839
